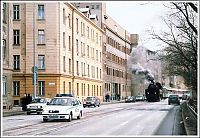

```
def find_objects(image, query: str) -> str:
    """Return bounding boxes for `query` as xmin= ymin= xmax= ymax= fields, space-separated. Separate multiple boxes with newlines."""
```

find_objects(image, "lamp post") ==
xmin=32 ymin=4 xmax=37 ymax=99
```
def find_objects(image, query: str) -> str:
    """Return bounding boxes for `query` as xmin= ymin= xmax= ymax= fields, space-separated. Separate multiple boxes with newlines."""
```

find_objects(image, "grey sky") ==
xmin=106 ymin=1 xmax=170 ymax=51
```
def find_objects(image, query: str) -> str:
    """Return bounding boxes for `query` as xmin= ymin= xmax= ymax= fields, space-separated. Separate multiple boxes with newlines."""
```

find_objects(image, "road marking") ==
xmin=120 ymin=121 xmax=129 ymax=126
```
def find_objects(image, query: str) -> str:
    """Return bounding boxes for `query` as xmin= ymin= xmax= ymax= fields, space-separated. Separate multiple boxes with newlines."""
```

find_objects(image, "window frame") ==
xmin=38 ymin=81 xmax=45 ymax=96
xmin=13 ymin=81 xmax=20 ymax=96
xmin=38 ymin=55 xmax=45 ymax=69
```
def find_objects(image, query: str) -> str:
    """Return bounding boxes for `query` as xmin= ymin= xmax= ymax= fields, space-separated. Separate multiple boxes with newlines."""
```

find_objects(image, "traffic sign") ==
xmin=32 ymin=66 xmax=38 ymax=73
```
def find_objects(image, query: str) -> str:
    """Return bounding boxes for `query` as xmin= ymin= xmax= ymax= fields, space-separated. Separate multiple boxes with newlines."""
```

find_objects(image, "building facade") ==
xmin=2 ymin=3 xmax=13 ymax=109
xmin=72 ymin=2 xmax=138 ymax=100
xmin=2 ymin=2 xmax=103 ymax=107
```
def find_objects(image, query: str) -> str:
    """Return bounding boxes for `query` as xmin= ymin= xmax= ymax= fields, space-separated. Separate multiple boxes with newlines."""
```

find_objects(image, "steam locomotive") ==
xmin=145 ymin=81 xmax=162 ymax=102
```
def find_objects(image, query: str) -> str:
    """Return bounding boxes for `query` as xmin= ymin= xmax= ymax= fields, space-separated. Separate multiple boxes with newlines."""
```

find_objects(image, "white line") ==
xmin=120 ymin=121 xmax=129 ymax=126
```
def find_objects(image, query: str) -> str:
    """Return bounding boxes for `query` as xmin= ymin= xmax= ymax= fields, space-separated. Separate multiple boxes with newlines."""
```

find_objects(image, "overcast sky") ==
xmin=106 ymin=1 xmax=171 ymax=51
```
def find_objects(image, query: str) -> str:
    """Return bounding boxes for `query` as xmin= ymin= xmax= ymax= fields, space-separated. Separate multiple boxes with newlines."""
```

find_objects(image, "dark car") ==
xmin=135 ymin=95 xmax=145 ymax=101
xmin=83 ymin=96 xmax=100 ymax=107
xmin=168 ymin=95 xmax=180 ymax=105
xmin=125 ymin=96 xmax=136 ymax=103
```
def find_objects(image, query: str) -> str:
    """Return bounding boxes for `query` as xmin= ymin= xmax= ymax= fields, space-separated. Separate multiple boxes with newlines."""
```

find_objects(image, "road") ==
xmin=2 ymin=99 xmax=186 ymax=136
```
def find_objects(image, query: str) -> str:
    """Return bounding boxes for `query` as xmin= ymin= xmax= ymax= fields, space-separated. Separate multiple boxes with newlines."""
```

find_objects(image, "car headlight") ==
xmin=91 ymin=102 xmax=94 ymax=104
xmin=38 ymin=106 xmax=43 ymax=108
xmin=27 ymin=105 xmax=30 ymax=108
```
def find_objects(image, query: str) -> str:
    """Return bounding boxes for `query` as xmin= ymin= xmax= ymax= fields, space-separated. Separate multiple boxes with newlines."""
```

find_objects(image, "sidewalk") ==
xmin=2 ymin=100 xmax=124 ymax=117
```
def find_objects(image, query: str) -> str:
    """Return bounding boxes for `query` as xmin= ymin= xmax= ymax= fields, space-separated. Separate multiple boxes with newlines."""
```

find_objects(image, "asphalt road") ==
xmin=2 ymin=100 xmax=186 ymax=136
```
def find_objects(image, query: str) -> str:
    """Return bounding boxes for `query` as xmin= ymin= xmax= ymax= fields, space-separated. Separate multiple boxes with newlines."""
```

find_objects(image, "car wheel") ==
xmin=43 ymin=118 xmax=48 ymax=122
xmin=27 ymin=112 xmax=30 ymax=115
xmin=98 ymin=104 xmax=100 ymax=107
xmin=168 ymin=102 xmax=170 ymax=105
xmin=37 ymin=112 xmax=41 ymax=115
xmin=67 ymin=113 xmax=72 ymax=122
xmin=77 ymin=111 xmax=82 ymax=119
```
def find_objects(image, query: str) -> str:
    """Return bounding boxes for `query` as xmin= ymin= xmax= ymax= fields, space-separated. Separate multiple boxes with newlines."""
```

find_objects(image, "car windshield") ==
xmin=86 ymin=97 xmax=95 ymax=101
xmin=169 ymin=95 xmax=178 ymax=98
xmin=32 ymin=98 xmax=46 ymax=103
xmin=49 ymin=98 xmax=72 ymax=106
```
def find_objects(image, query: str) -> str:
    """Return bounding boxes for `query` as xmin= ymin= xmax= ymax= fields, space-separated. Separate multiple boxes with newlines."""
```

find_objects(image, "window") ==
xmin=76 ymin=18 xmax=79 ymax=33
xmin=96 ymin=67 xmax=98 ymax=78
xmin=38 ymin=81 xmax=45 ymax=96
xmin=81 ymin=62 xmax=83 ymax=75
xmin=38 ymin=30 xmax=45 ymax=44
xmin=69 ymin=36 xmax=71 ymax=51
xmin=96 ymin=50 xmax=98 ymax=61
xmin=2 ymin=76 xmax=7 ymax=96
xmin=96 ymin=33 xmax=98 ymax=44
xmin=77 ymin=83 xmax=79 ymax=96
xmin=68 ymin=14 xmax=71 ymax=27
xmin=69 ymin=82 xmax=71 ymax=93
xmin=88 ymin=84 xmax=90 ymax=96
xmin=13 ymin=81 xmax=20 ymax=96
xmin=100 ymin=52 xmax=101 ymax=63
xmin=38 ymin=5 xmax=44 ymax=19
xmin=63 ymin=32 xmax=65 ymax=48
xmin=13 ymin=30 xmax=20 ymax=45
xmin=87 ymin=64 xmax=90 ymax=77
xmin=13 ymin=55 xmax=20 ymax=70
xmin=100 ymin=69 xmax=101 ymax=79
xmin=2 ymin=39 xmax=6 ymax=59
xmin=87 ymin=45 xmax=89 ymax=57
xmin=38 ymin=55 xmax=45 ymax=69
xmin=87 ymin=26 xmax=89 ymax=38
xmin=69 ymin=59 xmax=71 ymax=73
xmin=63 ymin=8 xmax=66 ymax=24
xmin=13 ymin=5 xmax=20 ymax=20
xmin=3 ymin=3 xmax=6 ymax=23
xmin=84 ymin=63 xmax=86 ymax=76
xmin=76 ymin=39 xmax=79 ymax=55
xmin=76 ymin=61 xmax=79 ymax=75
xmin=63 ymin=81 xmax=65 ymax=93
xmin=63 ymin=56 xmax=66 ymax=72
xmin=96 ymin=5 xmax=99 ymax=9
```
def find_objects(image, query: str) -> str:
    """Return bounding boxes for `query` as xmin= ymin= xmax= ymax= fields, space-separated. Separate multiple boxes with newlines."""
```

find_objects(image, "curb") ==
xmin=3 ymin=111 xmax=26 ymax=117
xmin=3 ymin=101 xmax=125 ymax=117
xmin=181 ymin=102 xmax=197 ymax=135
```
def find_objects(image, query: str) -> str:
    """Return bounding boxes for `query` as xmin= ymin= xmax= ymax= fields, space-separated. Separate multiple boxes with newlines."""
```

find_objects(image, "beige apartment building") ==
xmin=2 ymin=2 xmax=103 ymax=107
xmin=72 ymin=2 xmax=138 ymax=100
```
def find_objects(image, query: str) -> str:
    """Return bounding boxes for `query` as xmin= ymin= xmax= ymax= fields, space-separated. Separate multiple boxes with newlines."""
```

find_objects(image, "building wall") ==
xmin=4 ymin=2 xmax=104 ymax=106
xmin=2 ymin=3 xmax=13 ymax=109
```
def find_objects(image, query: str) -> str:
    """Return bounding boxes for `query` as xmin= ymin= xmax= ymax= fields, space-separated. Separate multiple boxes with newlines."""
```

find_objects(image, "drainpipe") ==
xmin=72 ymin=8 xmax=75 ymax=96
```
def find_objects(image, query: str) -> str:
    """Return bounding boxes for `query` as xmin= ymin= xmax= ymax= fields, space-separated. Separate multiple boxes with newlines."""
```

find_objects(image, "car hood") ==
xmin=27 ymin=103 xmax=46 ymax=106
xmin=44 ymin=105 xmax=73 ymax=111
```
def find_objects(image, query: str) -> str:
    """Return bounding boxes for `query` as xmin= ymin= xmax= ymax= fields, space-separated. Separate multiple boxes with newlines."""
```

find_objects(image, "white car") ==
xmin=42 ymin=96 xmax=83 ymax=122
xmin=26 ymin=97 xmax=51 ymax=115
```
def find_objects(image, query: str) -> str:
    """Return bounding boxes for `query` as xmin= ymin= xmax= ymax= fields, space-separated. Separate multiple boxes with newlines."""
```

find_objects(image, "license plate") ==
xmin=49 ymin=114 xmax=58 ymax=118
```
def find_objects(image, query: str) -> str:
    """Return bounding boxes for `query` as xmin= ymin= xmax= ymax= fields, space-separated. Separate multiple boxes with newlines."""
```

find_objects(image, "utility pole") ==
xmin=32 ymin=3 xmax=37 ymax=99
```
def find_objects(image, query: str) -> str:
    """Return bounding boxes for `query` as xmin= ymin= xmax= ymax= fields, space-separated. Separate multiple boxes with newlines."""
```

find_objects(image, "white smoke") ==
xmin=128 ymin=46 xmax=155 ymax=82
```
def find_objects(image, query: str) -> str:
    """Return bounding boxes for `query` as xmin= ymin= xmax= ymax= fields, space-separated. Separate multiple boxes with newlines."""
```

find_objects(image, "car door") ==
xmin=72 ymin=99 xmax=80 ymax=117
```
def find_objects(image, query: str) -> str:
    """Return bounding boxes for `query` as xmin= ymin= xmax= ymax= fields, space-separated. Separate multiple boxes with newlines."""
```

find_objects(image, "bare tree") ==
xmin=151 ymin=2 xmax=198 ymax=98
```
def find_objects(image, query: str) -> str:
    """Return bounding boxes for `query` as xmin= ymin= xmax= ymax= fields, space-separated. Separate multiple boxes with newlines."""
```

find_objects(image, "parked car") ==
xmin=42 ymin=96 xmax=83 ymax=122
xmin=135 ymin=95 xmax=145 ymax=101
xmin=83 ymin=96 xmax=100 ymax=108
xmin=56 ymin=93 xmax=74 ymax=97
xmin=168 ymin=95 xmax=180 ymax=105
xmin=26 ymin=97 xmax=51 ymax=115
xmin=125 ymin=96 xmax=136 ymax=103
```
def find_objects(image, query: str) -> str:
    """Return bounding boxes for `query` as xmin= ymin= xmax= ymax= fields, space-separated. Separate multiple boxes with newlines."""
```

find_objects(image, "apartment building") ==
xmin=2 ymin=3 xmax=13 ymax=109
xmin=2 ymin=2 xmax=103 ymax=107
xmin=72 ymin=2 xmax=138 ymax=100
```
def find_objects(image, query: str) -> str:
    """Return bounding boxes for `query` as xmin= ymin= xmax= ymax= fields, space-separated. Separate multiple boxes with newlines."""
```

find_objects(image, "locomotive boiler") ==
xmin=145 ymin=81 xmax=162 ymax=102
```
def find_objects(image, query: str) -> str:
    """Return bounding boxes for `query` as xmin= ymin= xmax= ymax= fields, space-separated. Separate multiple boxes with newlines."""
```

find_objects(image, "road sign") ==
xmin=32 ymin=66 xmax=38 ymax=73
